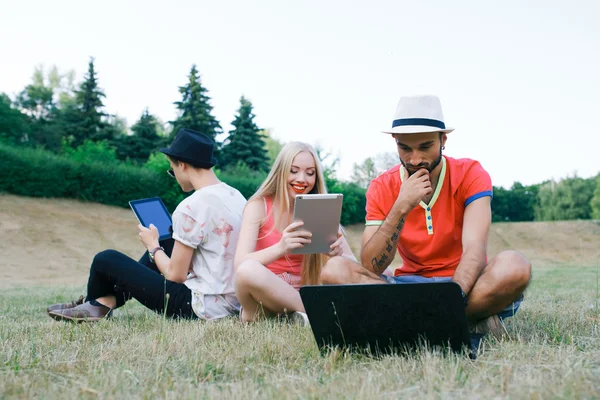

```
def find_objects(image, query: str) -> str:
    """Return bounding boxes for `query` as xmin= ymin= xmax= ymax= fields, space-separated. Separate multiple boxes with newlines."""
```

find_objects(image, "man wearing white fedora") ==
xmin=321 ymin=95 xmax=531 ymax=342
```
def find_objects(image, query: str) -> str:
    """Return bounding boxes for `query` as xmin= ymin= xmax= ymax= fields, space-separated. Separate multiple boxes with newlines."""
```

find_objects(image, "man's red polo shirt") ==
xmin=365 ymin=156 xmax=492 ymax=277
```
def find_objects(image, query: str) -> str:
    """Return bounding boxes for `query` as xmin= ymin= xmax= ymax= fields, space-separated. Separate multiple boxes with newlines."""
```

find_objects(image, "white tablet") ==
xmin=291 ymin=194 xmax=343 ymax=255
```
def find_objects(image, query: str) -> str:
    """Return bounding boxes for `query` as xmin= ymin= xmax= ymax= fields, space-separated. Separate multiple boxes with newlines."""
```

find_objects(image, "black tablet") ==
xmin=129 ymin=197 xmax=173 ymax=241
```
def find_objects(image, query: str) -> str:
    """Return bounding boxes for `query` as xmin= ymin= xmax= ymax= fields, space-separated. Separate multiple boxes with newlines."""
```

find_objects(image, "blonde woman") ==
xmin=234 ymin=142 xmax=356 ymax=323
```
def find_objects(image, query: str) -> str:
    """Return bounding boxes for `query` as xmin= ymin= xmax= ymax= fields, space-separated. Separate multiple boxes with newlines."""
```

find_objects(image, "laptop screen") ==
xmin=300 ymin=283 xmax=471 ymax=356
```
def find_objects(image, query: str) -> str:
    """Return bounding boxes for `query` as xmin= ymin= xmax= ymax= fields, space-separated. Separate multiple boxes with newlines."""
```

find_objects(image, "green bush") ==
xmin=217 ymin=162 xmax=267 ymax=200
xmin=61 ymin=139 xmax=120 ymax=165
xmin=329 ymin=181 xmax=367 ymax=225
xmin=0 ymin=143 xmax=367 ymax=225
xmin=535 ymin=176 xmax=596 ymax=221
xmin=0 ymin=143 xmax=174 ymax=210
xmin=143 ymin=152 xmax=188 ymax=211
xmin=591 ymin=174 xmax=600 ymax=220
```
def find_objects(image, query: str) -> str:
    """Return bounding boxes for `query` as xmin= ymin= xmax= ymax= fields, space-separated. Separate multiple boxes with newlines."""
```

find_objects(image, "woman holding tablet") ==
xmin=46 ymin=129 xmax=247 ymax=322
xmin=234 ymin=141 xmax=356 ymax=324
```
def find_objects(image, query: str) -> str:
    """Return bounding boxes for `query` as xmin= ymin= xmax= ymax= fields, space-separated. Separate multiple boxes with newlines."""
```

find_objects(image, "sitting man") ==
xmin=321 ymin=95 xmax=531 ymax=344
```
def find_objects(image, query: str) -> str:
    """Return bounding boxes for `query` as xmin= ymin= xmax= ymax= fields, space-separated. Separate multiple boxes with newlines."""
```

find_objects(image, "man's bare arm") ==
xmin=361 ymin=205 xmax=409 ymax=274
xmin=452 ymin=196 xmax=492 ymax=294
xmin=361 ymin=169 xmax=433 ymax=274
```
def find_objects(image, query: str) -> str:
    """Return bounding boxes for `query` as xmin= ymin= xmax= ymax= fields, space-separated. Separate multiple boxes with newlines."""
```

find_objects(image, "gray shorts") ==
xmin=382 ymin=274 xmax=522 ymax=320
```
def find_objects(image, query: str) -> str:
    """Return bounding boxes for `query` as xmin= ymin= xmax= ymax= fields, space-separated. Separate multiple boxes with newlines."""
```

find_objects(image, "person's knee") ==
xmin=320 ymin=256 xmax=349 ymax=284
xmin=92 ymin=249 xmax=121 ymax=270
xmin=496 ymin=250 xmax=532 ymax=288
xmin=234 ymin=260 xmax=266 ymax=291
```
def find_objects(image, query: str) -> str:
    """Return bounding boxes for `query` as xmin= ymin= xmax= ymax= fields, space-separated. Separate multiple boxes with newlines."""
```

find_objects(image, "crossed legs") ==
xmin=464 ymin=250 xmax=531 ymax=321
xmin=93 ymin=238 xmax=176 ymax=309
xmin=234 ymin=260 xmax=305 ymax=322
xmin=320 ymin=250 xmax=531 ymax=322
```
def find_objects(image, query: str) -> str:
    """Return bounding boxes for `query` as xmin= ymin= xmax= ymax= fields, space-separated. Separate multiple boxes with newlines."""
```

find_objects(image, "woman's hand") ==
xmin=138 ymin=224 xmax=160 ymax=250
xmin=278 ymin=221 xmax=311 ymax=255
xmin=326 ymin=229 xmax=344 ymax=257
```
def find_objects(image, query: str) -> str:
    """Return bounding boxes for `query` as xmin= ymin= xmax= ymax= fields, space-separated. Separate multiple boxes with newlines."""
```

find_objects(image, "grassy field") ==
xmin=1 ymin=194 xmax=600 ymax=398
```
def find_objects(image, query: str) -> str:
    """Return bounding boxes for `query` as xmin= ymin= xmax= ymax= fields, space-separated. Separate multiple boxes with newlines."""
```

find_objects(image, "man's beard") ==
xmin=400 ymin=145 xmax=443 ymax=176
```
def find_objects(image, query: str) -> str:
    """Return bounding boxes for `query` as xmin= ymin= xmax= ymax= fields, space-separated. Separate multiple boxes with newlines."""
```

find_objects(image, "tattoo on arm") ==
xmin=385 ymin=241 xmax=393 ymax=252
xmin=396 ymin=218 xmax=405 ymax=231
xmin=370 ymin=217 xmax=405 ymax=274
xmin=371 ymin=254 xmax=389 ymax=274
xmin=371 ymin=257 xmax=382 ymax=272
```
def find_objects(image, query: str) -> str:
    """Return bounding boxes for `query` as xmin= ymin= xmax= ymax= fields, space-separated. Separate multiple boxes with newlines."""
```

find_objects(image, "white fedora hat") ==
xmin=382 ymin=95 xmax=454 ymax=135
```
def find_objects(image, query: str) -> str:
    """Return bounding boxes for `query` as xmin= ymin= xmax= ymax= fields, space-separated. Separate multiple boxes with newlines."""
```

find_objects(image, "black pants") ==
xmin=85 ymin=238 xmax=197 ymax=319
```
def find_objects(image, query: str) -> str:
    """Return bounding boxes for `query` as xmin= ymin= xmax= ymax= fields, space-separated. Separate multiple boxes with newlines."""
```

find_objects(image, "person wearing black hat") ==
xmin=46 ymin=128 xmax=247 ymax=322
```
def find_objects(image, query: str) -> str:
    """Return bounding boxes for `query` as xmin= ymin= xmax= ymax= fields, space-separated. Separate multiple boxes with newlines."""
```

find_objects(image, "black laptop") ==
xmin=299 ymin=282 xmax=471 ymax=357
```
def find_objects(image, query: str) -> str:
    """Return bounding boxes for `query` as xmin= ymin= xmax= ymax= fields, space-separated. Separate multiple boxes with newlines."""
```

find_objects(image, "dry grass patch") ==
xmin=2 ymin=195 xmax=600 ymax=398
xmin=1 ymin=266 xmax=599 ymax=399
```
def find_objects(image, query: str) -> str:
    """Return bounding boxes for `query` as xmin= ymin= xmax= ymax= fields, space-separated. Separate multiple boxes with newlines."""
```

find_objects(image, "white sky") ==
xmin=1 ymin=0 xmax=599 ymax=188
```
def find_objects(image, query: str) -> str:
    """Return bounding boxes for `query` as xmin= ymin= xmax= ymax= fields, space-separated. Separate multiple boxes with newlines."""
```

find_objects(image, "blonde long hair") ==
xmin=250 ymin=141 xmax=328 ymax=285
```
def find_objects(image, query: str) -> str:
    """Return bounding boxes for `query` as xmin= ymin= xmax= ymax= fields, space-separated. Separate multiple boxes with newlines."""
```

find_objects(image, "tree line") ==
xmin=1 ymin=58 xmax=599 ymax=222
xmin=350 ymin=156 xmax=600 ymax=222
xmin=0 ymin=58 xmax=368 ymax=224
xmin=0 ymin=59 xmax=273 ymax=172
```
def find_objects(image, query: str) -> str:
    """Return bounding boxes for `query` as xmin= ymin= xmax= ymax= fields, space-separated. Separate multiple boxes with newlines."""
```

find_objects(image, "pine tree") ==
xmin=115 ymin=108 xmax=162 ymax=163
xmin=170 ymin=65 xmax=221 ymax=145
xmin=69 ymin=58 xmax=111 ymax=146
xmin=220 ymin=96 xmax=269 ymax=172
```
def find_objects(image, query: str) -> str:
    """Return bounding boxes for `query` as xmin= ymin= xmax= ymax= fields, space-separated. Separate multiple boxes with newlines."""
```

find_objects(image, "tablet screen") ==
xmin=129 ymin=197 xmax=173 ymax=241
xmin=291 ymin=194 xmax=343 ymax=255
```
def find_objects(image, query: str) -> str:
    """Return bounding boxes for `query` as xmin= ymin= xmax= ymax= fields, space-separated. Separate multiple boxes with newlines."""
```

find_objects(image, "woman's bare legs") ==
xmin=235 ymin=260 xmax=305 ymax=322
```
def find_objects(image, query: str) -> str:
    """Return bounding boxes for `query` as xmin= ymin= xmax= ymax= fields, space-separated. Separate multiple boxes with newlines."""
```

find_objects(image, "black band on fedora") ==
xmin=392 ymin=118 xmax=446 ymax=130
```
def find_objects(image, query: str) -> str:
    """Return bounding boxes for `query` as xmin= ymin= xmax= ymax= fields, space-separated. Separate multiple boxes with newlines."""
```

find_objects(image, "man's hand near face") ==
xmin=395 ymin=168 xmax=433 ymax=213
xmin=361 ymin=168 xmax=433 ymax=274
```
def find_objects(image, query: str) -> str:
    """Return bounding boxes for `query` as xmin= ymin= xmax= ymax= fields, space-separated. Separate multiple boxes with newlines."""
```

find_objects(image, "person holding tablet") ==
xmin=233 ymin=141 xmax=356 ymax=324
xmin=46 ymin=128 xmax=247 ymax=322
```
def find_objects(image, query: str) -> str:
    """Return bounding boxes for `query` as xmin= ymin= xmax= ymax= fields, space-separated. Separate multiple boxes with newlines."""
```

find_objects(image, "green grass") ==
xmin=1 ymin=266 xmax=599 ymax=399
